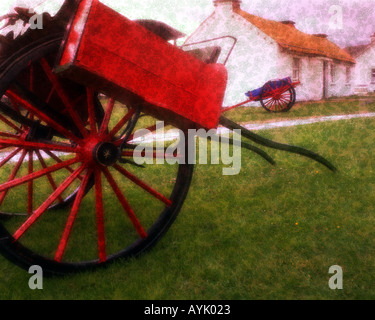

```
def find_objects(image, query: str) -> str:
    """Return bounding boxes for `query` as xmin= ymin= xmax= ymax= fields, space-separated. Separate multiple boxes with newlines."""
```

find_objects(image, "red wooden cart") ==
xmin=0 ymin=0 xmax=335 ymax=274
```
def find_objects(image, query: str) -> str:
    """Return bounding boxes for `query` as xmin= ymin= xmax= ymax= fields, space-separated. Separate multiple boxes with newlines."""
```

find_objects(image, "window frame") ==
xmin=371 ymin=68 xmax=375 ymax=84
xmin=292 ymin=57 xmax=301 ymax=82
xmin=345 ymin=66 xmax=351 ymax=84
xmin=330 ymin=63 xmax=337 ymax=84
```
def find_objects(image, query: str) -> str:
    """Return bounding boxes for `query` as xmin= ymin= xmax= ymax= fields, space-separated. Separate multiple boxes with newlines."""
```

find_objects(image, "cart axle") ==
xmin=93 ymin=142 xmax=120 ymax=166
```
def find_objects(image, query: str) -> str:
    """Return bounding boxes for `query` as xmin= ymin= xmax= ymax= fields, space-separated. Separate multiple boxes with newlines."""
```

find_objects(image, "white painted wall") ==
xmin=183 ymin=6 xmax=280 ymax=107
xmin=327 ymin=62 xmax=353 ymax=97
xmin=352 ymin=43 xmax=375 ymax=93
xmin=276 ymin=51 xmax=326 ymax=101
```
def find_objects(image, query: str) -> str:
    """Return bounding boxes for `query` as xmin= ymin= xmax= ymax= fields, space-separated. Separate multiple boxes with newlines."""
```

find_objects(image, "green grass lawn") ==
xmin=0 ymin=110 xmax=374 ymax=300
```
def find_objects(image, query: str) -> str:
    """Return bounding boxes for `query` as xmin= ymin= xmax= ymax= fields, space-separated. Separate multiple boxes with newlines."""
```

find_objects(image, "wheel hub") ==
xmin=93 ymin=142 xmax=119 ymax=166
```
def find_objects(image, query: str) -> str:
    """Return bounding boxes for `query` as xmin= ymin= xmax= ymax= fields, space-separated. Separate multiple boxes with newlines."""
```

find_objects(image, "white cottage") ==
xmin=182 ymin=0 xmax=355 ymax=107
xmin=346 ymin=34 xmax=375 ymax=95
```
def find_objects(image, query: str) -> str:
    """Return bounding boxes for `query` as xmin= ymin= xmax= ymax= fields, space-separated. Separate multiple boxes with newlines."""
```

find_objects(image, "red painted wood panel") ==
xmin=57 ymin=0 xmax=227 ymax=129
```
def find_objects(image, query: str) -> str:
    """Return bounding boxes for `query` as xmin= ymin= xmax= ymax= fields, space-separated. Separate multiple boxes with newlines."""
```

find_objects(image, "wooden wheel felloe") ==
xmin=0 ymin=36 xmax=193 ymax=275
xmin=260 ymin=81 xmax=296 ymax=113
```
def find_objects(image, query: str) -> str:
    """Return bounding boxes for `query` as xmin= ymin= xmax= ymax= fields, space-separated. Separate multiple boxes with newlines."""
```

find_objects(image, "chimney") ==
xmin=214 ymin=0 xmax=241 ymax=14
xmin=281 ymin=20 xmax=296 ymax=28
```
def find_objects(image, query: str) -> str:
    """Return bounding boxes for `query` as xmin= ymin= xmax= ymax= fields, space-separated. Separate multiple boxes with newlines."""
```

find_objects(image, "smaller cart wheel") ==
xmin=260 ymin=82 xmax=296 ymax=113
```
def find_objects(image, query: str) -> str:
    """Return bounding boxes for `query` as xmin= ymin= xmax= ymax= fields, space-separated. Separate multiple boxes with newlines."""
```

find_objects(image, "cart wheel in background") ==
xmin=260 ymin=82 xmax=296 ymax=112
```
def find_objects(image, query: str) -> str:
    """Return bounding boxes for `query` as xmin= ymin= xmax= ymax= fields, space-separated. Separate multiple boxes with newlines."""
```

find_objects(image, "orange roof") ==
xmin=234 ymin=9 xmax=355 ymax=64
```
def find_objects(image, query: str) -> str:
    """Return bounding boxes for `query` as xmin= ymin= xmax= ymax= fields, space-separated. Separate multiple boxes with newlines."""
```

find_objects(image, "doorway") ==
xmin=323 ymin=61 xmax=328 ymax=99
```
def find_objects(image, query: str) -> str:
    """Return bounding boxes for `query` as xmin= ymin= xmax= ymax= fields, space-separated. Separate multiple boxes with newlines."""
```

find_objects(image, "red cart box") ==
xmin=56 ymin=0 xmax=227 ymax=129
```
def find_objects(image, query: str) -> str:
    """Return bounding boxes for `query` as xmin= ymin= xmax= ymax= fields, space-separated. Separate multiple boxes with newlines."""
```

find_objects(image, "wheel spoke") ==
xmin=108 ymin=108 xmax=136 ymax=139
xmin=0 ymin=113 xmax=24 ymax=134
xmin=0 ymin=147 xmax=21 ymax=169
xmin=13 ymin=164 xmax=85 ymax=241
xmin=113 ymin=164 xmax=171 ymax=206
xmin=54 ymin=169 xmax=93 ymax=262
xmin=0 ymin=149 xmax=27 ymax=206
xmin=0 ymin=99 xmax=38 ymax=131
xmin=94 ymin=168 xmax=107 ymax=262
xmin=280 ymin=97 xmax=291 ymax=104
xmin=279 ymin=96 xmax=290 ymax=103
xmin=99 ymin=98 xmax=115 ymax=136
xmin=280 ymin=90 xmax=291 ymax=98
xmin=34 ymin=150 xmax=64 ymax=203
xmin=274 ymin=101 xmax=279 ymax=111
xmin=0 ymin=157 xmax=79 ymax=194
xmin=279 ymin=100 xmax=285 ymax=110
xmin=279 ymin=100 xmax=287 ymax=110
xmin=39 ymin=58 xmax=89 ymax=138
xmin=278 ymin=98 xmax=289 ymax=109
xmin=46 ymin=87 xmax=55 ymax=104
xmin=5 ymin=89 xmax=81 ymax=144
xmin=0 ymin=131 xmax=21 ymax=139
xmin=102 ymin=167 xmax=147 ymax=238
xmin=0 ymin=138 xmax=77 ymax=153
xmin=263 ymin=98 xmax=274 ymax=107
xmin=42 ymin=149 xmax=83 ymax=181
xmin=8 ymin=97 xmax=22 ymax=114
xmin=269 ymin=99 xmax=276 ymax=111
xmin=278 ymin=100 xmax=283 ymax=111
xmin=274 ymin=100 xmax=279 ymax=111
xmin=27 ymin=151 xmax=33 ymax=215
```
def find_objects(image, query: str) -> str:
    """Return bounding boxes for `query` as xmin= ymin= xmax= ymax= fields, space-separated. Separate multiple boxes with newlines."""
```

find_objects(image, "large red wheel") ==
xmin=0 ymin=35 xmax=193 ymax=275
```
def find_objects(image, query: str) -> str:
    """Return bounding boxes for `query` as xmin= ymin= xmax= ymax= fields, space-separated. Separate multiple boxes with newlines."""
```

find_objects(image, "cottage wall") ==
xmin=353 ymin=44 xmax=375 ymax=93
xmin=183 ymin=9 xmax=280 ymax=107
xmin=327 ymin=63 xmax=353 ymax=98
xmin=277 ymin=51 xmax=325 ymax=101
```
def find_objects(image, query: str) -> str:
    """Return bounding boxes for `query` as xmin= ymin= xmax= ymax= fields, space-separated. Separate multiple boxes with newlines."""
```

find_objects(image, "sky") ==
xmin=0 ymin=0 xmax=374 ymax=48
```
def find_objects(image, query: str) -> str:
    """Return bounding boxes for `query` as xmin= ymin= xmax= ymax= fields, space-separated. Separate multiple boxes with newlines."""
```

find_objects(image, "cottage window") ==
xmin=371 ymin=69 xmax=375 ymax=84
xmin=330 ymin=63 xmax=337 ymax=84
xmin=346 ymin=67 xmax=351 ymax=84
xmin=292 ymin=58 xmax=301 ymax=82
